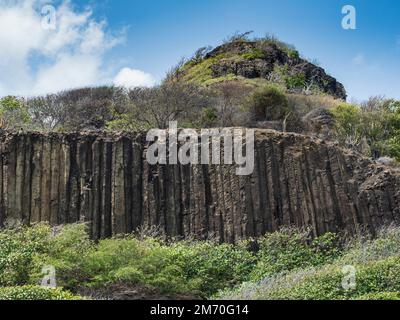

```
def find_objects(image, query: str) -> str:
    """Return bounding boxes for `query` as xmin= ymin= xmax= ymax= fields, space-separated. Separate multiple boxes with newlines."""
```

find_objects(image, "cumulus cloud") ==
xmin=113 ymin=68 xmax=156 ymax=88
xmin=0 ymin=0 xmax=153 ymax=97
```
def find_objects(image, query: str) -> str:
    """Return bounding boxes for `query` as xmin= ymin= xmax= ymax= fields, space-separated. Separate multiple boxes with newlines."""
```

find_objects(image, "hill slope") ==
xmin=180 ymin=39 xmax=347 ymax=100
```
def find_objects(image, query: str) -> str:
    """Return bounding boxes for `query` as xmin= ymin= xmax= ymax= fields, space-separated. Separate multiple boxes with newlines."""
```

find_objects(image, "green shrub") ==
xmin=28 ymin=223 xmax=94 ymax=289
xmin=3 ymin=224 xmax=400 ymax=300
xmin=285 ymin=73 xmax=306 ymax=89
xmin=107 ymin=266 xmax=145 ymax=283
xmin=0 ymin=286 xmax=82 ymax=300
xmin=247 ymin=84 xmax=292 ymax=121
xmin=331 ymin=100 xmax=400 ymax=160
xmin=387 ymin=135 xmax=400 ymax=161
xmin=200 ymin=107 xmax=218 ymax=127
xmin=355 ymin=292 xmax=400 ymax=300
xmin=242 ymin=49 xmax=266 ymax=60
xmin=0 ymin=224 xmax=51 ymax=286
xmin=172 ymin=241 xmax=257 ymax=297
xmin=286 ymin=49 xmax=300 ymax=59
xmin=216 ymin=227 xmax=400 ymax=300
xmin=249 ymin=229 xmax=341 ymax=281
xmin=33 ymin=232 xmax=249 ymax=297
xmin=58 ymin=236 xmax=146 ymax=289
xmin=0 ymin=96 xmax=31 ymax=129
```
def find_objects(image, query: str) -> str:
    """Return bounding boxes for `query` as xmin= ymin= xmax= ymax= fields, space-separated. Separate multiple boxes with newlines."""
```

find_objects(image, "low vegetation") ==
xmin=0 ymin=286 xmax=82 ymax=300
xmin=331 ymin=98 xmax=400 ymax=161
xmin=217 ymin=226 xmax=400 ymax=300
xmin=1 ymin=223 xmax=400 ymax=300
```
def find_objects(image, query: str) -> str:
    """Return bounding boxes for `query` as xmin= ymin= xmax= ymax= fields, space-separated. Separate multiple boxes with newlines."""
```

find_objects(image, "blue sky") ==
xmin=0 ymin=0 xmax=399 ymax=100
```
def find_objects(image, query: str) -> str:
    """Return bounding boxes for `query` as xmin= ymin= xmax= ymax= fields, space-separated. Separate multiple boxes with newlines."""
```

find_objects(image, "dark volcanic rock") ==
xmin=200 ymin=41 xmax=347 ymax=100
xmin=0 ymin=130 xmax=399 ymax=241
xmin=210 ymin=59 xmax=274 ymax=79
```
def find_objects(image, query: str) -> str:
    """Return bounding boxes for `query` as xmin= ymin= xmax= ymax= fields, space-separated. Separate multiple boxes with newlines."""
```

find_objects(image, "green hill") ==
xmin=179 ymin=35 xmax=347 ymax=100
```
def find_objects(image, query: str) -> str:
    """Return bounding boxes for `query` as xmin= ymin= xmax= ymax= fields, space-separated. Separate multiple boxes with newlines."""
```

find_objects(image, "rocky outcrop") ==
xmin=0 ymin=130 xmax=399 ymax=241
xmin=196 ymin=41 xmax=347 ymax=100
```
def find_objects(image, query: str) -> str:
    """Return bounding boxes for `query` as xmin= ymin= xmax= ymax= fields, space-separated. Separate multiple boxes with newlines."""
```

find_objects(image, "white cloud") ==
xmin=33 ymin=53 xmax=104 ymax=94
xmin=352 ymin=53 xmax=365 ymax=65
xmin=113 ymin=67 xmax=156 ymax=88
xmin=0 ymin=0 xmax=153 ymax=97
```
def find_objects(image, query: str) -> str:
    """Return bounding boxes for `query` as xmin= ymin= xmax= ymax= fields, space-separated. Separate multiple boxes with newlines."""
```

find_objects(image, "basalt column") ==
xmin=0 ymin=130 xmax=399 ymax=241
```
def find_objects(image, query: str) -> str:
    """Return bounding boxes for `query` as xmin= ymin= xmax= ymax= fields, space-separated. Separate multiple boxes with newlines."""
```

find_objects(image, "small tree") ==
xmin=27 ymin=86 xmax=129 ymax=131
xmin=0 ymin=96 xmax=31 ymax=130
xmin=27 ymin=94 xmax=67 ymax=130
xmin=332 ymin=98 xmax=400 ymax=160
xmin=128 ymin=78 xmax=212 ymax=129
xmin=331 ymin=103 xmax=363 ymax=147
xmin=212 ymin=81 xmax=253 ymax=127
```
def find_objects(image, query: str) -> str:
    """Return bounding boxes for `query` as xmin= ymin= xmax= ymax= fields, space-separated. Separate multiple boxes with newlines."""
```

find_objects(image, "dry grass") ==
xmin=287 ymin=93 xmax=343 ymax=116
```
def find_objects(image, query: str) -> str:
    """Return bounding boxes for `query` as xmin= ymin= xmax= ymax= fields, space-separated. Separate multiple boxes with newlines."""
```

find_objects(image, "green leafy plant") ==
xmin=242 ymin=48 xmax=266 ymax=60
xmin=0 ymin=224 xmax=51 ymax=286
xmin=285 ymin=73 xmax=306 ymax=89
xmin=2 ymin=224 xmax=400 ymax=300
xmin=0 ymin=96 xmax=31 ymax=129
xmin=332 ymin=99 xmax=400 ymax=161
xmin=0 ymin=286 xmax=82 ymax=300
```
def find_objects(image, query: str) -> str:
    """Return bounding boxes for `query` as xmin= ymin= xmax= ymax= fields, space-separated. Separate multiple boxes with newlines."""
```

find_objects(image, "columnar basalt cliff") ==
xmin=0 ymin=130 xmax=399 ymax=241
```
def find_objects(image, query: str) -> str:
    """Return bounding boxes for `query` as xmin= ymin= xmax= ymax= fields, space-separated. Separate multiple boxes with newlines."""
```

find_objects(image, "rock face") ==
xmin=0 ymin=130 xmax=399 ymax=241
xmin=302 ymin=108 xmax=336 ymax=139
xmin=200 ymin=41 xmax=347 ymax=100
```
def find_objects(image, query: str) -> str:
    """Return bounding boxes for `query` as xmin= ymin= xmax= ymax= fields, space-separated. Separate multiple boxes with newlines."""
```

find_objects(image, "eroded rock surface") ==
xmin=0 ymin=130 xmax=399 ymax=241
xmin=203 ymin=41 xmax=347 ymax=100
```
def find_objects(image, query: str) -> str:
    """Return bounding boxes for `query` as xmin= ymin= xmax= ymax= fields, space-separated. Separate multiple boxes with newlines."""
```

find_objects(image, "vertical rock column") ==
xmin=1 ymin=131 xmax=400 ymax=240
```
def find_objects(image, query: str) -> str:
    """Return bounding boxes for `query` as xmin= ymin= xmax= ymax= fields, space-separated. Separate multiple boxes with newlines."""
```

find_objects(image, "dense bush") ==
xmin=331 ymin=98 xmax=400 ymax=161
xmin=0 ymin=286 xmax=82 ymax=300
xmin=0 ymin=224 xmax=254 ymax=298
xmin=0 ymin=224 xmax=51 ymax=286
xmin=216 ymin=226 xmax=400 ymax=300
xmin=41 ymin=236 xmax=257 ymax=297
xmin=1 ymin=223 xmax=400 ymax=300
xmin=0 ymin=223 xmax=343 ymax=299
xmin=285 ymin=73 xmax=306 ymax=90
xmin=249 ymin=229 xmax=341 ymax=281
xmin=0 ymin=96 xmax=31 ymax=129
xmin=247 ymin=84 xmax=292 ymax=121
